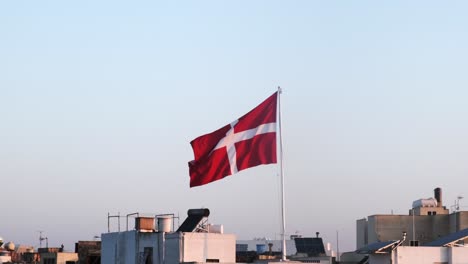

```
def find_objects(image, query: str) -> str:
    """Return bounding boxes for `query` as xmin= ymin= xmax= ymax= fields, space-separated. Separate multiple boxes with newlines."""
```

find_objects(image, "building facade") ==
xmin=369 ymin=246 xmax=468 ymax=264
xmin=39 ymin=252 xmax=78 ymax=264
xmin=357 ymin=188 xmax=468 ymax=249
xmin=102 ymin=210 xmax=236 ymax=264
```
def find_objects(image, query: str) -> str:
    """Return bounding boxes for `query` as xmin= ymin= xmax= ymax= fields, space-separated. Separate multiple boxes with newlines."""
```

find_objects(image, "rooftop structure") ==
xmin=236 ymin=232 xmax=336 ymax=263
xmin=75 ymin=241 xmax=101 ymax=264
xmin=355 ymin=188 xmax=468 ymax=263
xmin=357 ymin=187 xmax=468 ymax=249
xmin=101 ymin=208 xmax=235 ymax=264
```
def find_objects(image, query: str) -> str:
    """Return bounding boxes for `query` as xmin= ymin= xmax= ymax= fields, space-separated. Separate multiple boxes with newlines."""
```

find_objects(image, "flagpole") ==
xmin=278 ymin=86 xmax=287 ymax=261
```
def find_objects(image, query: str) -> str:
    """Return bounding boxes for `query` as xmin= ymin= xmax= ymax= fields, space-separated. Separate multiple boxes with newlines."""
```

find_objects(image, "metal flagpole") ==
xmin=278 ymin=86 xmax=287 ymax=261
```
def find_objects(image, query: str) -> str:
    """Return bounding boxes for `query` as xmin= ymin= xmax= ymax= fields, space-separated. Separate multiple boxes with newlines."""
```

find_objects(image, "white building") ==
xmin=369 ymin=246 xmax=468 ymax=264
xmin=357 ymin=228 xmax=468 ymax=264
xmin=0 ymin=251 xmax=11 ymax=264
xmin=0 ymin=238 xmax=11 ymax=264
xmin=102 ymin=209 xmax=236 ymax=264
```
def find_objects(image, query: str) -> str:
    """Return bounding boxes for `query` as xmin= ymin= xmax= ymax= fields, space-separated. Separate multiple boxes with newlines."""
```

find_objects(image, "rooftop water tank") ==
xmin=256 ymin=244 xmax=267 ymax=254
xmin=135 ymin=217 xmax=155 ymax=232
xmin=412 ymin=197 xmax=438 ymax=208
xmin=4 ymin=242 xmax=14 ymax=251
xmin=208 ymin=224 xmax=224 ymax=234
xmin=157 ymin=216 xmax=172 ymax=233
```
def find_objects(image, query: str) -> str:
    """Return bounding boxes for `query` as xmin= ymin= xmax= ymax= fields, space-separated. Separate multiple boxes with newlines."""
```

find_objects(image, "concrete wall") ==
xmin=102 ymin=232 xmax=118 ymax=264
xmin=102 ymin=230 xmax=160 ymax=264
xmin=368 ymin=246 xmax=468 ymax=264
xmin=366 ymin=214 xmax=450 ymax=246
xmin=182 ymin=232 xmax=235 ymax=263
xmin=367 ymin=216 xmax=378 ymax=245
xmin=394 ymin=247 xmax=447 ymax=264
xmin=356 ymin=218 xmax=368 ymax=249
xmin=450 ymin=213 xmax=458 ymax=233
xmin=448 ymin=247 xmax=468 ymax=264
xmin=450 ymin=211 xmax=468 ymax=232
xmin=359 ymin=211 xmax=468 ymax=250
xmin=0 ymin=255 xmax=11 ymax=264
xmin=165 ymin=232 xmax=181 ymax=263
xmin=414 ymin=206 xmax=449 ymax=216
xmin=458 ymin=212 xmax=468 ymax=231
xmin=56 ymin=253 xmax=79 ymax=264
xmin=101 ymin=231 xmax=137 ymax=264
xmin=368 ymin=215 xmax=409 ymax=243
xmin=103 ymin=230 xmax=235 ymax=264
xmin=165 ymin=232 xmax=235 ymax=263
xmin=40 ymin=252 xmax=78 ymax=264
xmin=135 ymin=232 xmax=160 ymax=264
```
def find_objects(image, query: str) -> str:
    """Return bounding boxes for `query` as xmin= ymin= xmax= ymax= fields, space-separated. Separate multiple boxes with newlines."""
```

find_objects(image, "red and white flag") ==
xmin=188 ymin=92 xmax=278 ymax=187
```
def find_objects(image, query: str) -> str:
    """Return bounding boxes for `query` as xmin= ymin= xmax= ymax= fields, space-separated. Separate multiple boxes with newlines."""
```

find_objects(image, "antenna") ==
xmin=456 ymin=196 xmax=464 ymax=211
xmin=38 ymin=231 xmax=47 ymax=248
xmin=336 ymin=230 xmax=340 ymax=262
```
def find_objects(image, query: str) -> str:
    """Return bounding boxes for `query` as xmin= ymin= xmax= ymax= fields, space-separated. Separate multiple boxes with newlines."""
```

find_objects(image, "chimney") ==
xmin=316 ymin=232 xmax=320 ymax=238
xmin=434 ymin=187 xmax=442 ymax=207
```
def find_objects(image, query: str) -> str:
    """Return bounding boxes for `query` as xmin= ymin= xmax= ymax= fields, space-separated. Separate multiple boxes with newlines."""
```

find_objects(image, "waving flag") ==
xmin=188 ymin=92 xmax=278 ymax=187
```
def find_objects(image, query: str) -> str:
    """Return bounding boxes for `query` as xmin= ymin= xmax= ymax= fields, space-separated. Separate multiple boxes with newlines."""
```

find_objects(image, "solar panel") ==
xmin=425 ymin=228 xmax=468 ymax=247
xmin=294 ymin=238 xmax=325 ymax=256
xmin=176 ymin=208 xmax=210 ymax=232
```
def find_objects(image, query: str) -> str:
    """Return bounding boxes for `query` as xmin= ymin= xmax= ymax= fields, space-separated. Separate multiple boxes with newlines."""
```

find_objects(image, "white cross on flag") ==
xmin=188 ymin=92 xmax=278 ymax=187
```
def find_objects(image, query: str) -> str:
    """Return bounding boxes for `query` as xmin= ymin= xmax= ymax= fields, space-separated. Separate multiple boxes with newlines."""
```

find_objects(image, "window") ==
xmin=143 ymin=247 xmax=153 ymax=264
xmin=43 ymin=258 xmax=55 ymax=264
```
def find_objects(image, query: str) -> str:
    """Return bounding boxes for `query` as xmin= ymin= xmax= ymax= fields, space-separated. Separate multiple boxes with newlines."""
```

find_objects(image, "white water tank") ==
xmin=412 ymin=197 xmax=438 ymax=208
xmin=157 ymin=216 xmax=172 ymax=232
xmin=208 ymin=224 xmax=224 ymax=234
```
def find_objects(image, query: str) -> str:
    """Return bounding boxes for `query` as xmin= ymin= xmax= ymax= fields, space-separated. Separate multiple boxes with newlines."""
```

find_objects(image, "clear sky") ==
xmin=1 ymin=0 xmax=468 ymax=253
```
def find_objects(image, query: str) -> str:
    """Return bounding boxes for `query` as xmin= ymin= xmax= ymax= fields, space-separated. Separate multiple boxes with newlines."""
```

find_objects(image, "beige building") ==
xmin=357 ymin=188 xmax=468 ymax=249
xmin=40 ymin=252 xmax=78 ymax=264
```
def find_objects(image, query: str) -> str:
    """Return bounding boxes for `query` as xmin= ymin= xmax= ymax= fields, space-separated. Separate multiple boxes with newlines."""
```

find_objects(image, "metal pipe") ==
xmin=278 ymin=86 xmax=287 ymax=261
xmin=108 ymin=213 xmax=122 ymax=233
xmin=412 ymin=208 xmax=415 ymax=244
xmin=126 ymin=213 xmax=140 ymax=231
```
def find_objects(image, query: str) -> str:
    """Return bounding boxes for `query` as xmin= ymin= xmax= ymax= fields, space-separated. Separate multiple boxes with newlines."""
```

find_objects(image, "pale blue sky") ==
xmin=1 ymin=1 xmax=468 ymax=252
